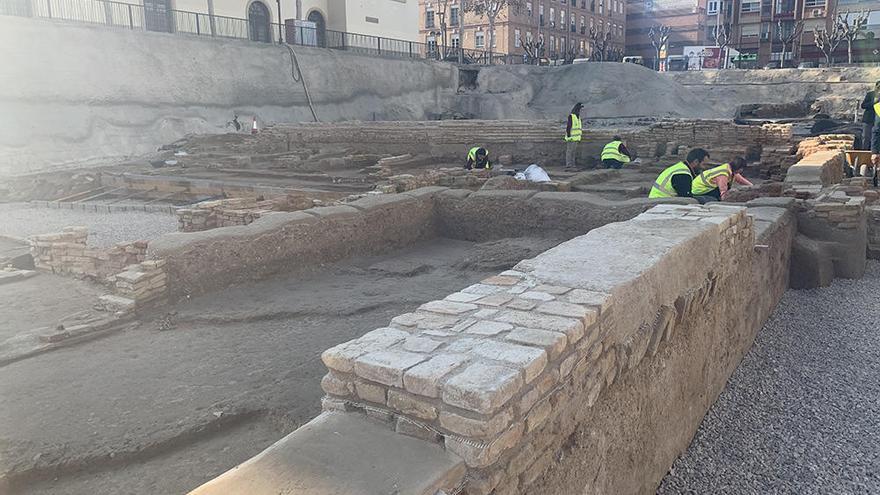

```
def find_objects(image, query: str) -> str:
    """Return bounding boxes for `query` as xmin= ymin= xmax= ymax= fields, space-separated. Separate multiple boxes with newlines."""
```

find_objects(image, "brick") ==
xmin=443 ymin=363 xmax=523 ymax=414
xmin=526 ymin=399 xmax=552 ymax=432
xmin=401 ymin=336 xmax=443 ymax=353
xmin=354 ymin=380 xmax=387 ymax=404
xmin=419 ymin=300 xmax=478 ymax=315
xmin=469 ymin=340 xmax=547 ymax=384
xmin=536 ymin=301 xmax=598 ymax=327
xmin=506 ymin=298 xmax=538 ymax=311
xmin=520 ymin=291 xmax=555 ymax=301
xmin=359 ymin=327 xmax=411 ymax=346
xmin=353 ymin=350 xmax=427 ymax=387
xmin=494 ymin=310 xmax=584 ymax=344
xmin=387 ymin=390 xmax=438 ymax=420
xmin=505 ymin=328 xmax=567 ymax=360
xmin=320 ymin=372 xmax=352 ymax=397
xmin=465 ymin=320 xmax=513 ymax=336
xmin=564 ymin=289 xmax=612 ymax=313
xmin=439 ymin=408 xmax=512 ymax=438
xmin=415 ymin=313 xmax=462 ymax=330
xmin=445 ymin=291 xmax=485 ymax=303
xmin=533 ymin=284 xmax=571 ymax=295
xmin=403 ymin=354 xmax=469 ymax=398
xmin=475 ymin=294 xmax=513 ymax=307
xmin=321 ymin=341 xmax=368 ymax=373
xmin=462 ymin=283 xmax=506 ymax=295
xmin=482 ymin=275 xmax=520 ymax=286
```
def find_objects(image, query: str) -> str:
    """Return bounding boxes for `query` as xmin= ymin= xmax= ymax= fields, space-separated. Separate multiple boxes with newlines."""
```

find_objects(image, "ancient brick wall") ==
xmin=314 ymin=203 xmax=792 ymax=495
xmin=28 ymin=227 xmax=147 ymax=280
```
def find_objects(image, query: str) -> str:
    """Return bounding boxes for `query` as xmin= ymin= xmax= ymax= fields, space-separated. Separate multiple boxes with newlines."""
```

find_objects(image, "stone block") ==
xmin=445 ymin=292 xmax=484 ymax=303
xmin=403 ymin=354 xmax=469 ymax=398
xmin=439 ymin=408 xmax=512 ymax=438
xmin=482 ymin=275 xmax=520 ymax=286
xmin=395 ymin=417 xmax=443 ymax=443
xmin=354 ymin=350 xmax=427 ymax=387
xmin=320 ymin=372 xmax=353 ymax=397
xmin=505 ymin=328 xmax=567 ymax=360
xmin=506 ymin=298 xmax=538 ymax=311
xmin=419 ymin=300 xmax=478 ymax=315
xmin=465 ymin=320 xmax=513 ymax=336
xmin=442 ymin=363 xmax=523 ymax=415
xmin=468 ymin=340 xmax=548 ymax=384
xmin=387 ymin=390 xmax=438 ymax=420
xmin=494 ymin=310 xmax=585 ymax=345
xmin=461 ymin=283 xmax=506 ymax=295
xmin=520 ymin=291 xmax=555 ymax=301
xmin=525 ymin=399 xmax=552 ymax=432
xmin=564 ymin=289 xmax=612 ymax=313
xmin=402 ymin=336 xmax=443 ymax=353
xmin=475 ymin=294 xmax=514 ymax=307
xmin=533 ymin=284 xmax=572 ymax=295
xmin=354 ymin=380 xmax=387 ymax=405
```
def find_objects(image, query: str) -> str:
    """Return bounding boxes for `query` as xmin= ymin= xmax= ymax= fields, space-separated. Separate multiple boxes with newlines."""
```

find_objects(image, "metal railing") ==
xmin=0 ymin=0 xmax=524 ymax=65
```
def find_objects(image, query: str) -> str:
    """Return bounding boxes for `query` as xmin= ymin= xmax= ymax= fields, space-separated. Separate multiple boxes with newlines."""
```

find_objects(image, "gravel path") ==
xmin=658 ymin=260 xmax=880 ymax=494
xmin=0 ymin=203 xmax=178 ymax=247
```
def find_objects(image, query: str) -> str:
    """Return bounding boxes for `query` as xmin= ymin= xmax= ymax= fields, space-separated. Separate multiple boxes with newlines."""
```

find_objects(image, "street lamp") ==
xmin=276 ymin=0 xmax=283 ymax=43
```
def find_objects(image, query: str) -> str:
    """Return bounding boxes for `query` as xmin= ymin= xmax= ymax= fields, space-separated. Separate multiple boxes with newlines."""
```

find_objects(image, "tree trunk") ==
xmin=488 ymin=15 xmax=495 ymax=64
xmin=848 ymin=39 xmax=853 ymax=64
xmin=780 ymin=44 xmax=786 ymax=68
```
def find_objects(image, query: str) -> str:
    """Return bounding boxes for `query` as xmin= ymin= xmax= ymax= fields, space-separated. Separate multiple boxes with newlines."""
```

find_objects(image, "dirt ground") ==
xmin=0 ymin=274 xmax=106 ymax=342
xmin=0 ymin=235 xmax=561 ymax=495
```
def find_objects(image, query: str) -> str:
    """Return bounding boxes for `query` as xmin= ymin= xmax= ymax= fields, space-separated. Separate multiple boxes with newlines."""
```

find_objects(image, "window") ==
xmin=707 ymin=0 xmax=718 ymax=14
xmin=515 ymin=29 xmax=522 ymax=47
xmin=539 ymin=4 xmax=545 ymax=26
xmin=741 ymin=1 xmax=760 ymax=13
xmin=760 ymin=22 xmax=770 ymax=39
xmin=571 ymin=14 xmax=576 ymax=32
xmin=581 ymin=15 xmax=586 ymax=34
xmin=775 ymin=0 xmax=795 ymax=15
xmin=618 ymin=1 xmax=623 ymax=13
xmin=590 ymin=17 xmax=594 ymax=30
xmin=527 ymin=1 xmax=533 ymax=16
xmin=476 ymin=31 xmax=485 ymax=48
xmin=590 ymin=0 xmax=595 ymax=12
xmin=452 ymin=34 xmax=460 ymax=48
xmin=560 ymin=10 xmax=565 ymax=30
xmin=526 ymin=31 xmax=533 ymax=43
xmin=550 ymin=7 xmax=555 ymax=27
xmin=599 ymin=0 xmax=603 ymax=14
xmin=762 ymin=0 xmax=771 ymax=15
xmin=740 ymin=24 xmax=759 ymax=37
xmin=450 ymin=6 xmax=459 ymax=25
xmin=426 ymin=9 xmax=435 ymax=28
xmin=803 ymin=0 xmax=824 ymax=7
xmin=549 ymin=35 xmax=556 ymax=54
xmin=426 ymin=36 xmax=437 ymax=54
xmin=492 ymin=29 xmax=497 ymax=47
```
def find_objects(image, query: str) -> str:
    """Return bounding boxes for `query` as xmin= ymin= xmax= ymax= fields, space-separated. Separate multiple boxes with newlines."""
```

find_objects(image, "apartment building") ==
xmin=627 ymin=0 xmax=880 ymax=68
xmin=418 ymin=0 xmax=626 ymax=61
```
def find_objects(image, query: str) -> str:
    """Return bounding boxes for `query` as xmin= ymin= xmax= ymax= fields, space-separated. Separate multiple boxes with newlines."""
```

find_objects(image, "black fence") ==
xmin=0 ymin=0 xmax=524 ymax=65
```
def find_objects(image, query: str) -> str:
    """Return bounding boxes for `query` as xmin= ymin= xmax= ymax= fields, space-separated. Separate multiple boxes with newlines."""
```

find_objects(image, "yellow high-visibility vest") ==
xmin=467 ymin=147 xmax=484 ymax=161
xmin=601 ymin=141 xmax=630 ymax=163
xmin=565 ymin=114 xmax=582 ymax=142
xmin=649 ymin=162 xmax=692 ymax=198
xmin=692 ymin=163 xmax=732 ymax=195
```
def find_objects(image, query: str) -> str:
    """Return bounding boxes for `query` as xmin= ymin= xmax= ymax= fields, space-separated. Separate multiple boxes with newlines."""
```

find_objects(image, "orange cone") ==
xmin=251 ymin=117 xmax=258 ymax=134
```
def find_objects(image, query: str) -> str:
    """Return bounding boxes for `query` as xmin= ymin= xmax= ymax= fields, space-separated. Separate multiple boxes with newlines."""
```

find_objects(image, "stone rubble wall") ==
xmin=315 ymin=203 xmax=791 ymax=495
xmin=28 ymin=227 xmax=147 ymax=280
xmin=177 ymin=198 xmax=277 ymax=232
xmin=795 ymin=134 xmax=855 ymax=160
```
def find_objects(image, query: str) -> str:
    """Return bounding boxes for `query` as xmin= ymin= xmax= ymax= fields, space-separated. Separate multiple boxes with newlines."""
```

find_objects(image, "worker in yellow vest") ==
xmin=564 ymin=103 xmax=584 ymax=170
xmin=691 ymin=157 xmax=753 ymax=201
xmin=601 ymin=136 xmax=632 ymax=169
xmin=465 ymin=147 xmax=491 ymax=170
xmin=648 ymin=148 xmax=710 ymax=201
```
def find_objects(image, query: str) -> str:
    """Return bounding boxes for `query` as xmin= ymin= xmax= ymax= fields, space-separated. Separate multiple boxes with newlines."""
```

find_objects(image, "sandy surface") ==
xmin=1 ymin=235 xmax=561 ymax=494
xmin=0 ymin=204 xmax=178 ymax=247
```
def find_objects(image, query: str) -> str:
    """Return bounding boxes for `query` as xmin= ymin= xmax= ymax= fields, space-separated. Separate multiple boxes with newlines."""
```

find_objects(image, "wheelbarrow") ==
xmin=842 ymin=150 xmax=879 ymax=187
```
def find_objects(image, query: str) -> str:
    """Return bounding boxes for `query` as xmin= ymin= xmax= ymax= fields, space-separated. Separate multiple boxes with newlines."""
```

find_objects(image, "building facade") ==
xmin=418 ymin=0 xmax=626 ymax=61
xmin=626 ymin=0 xmax=880 ymax=68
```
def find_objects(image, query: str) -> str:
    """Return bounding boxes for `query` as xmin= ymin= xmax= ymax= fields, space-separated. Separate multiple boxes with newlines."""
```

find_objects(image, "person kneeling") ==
xmin=691 ymin=157 xmax=753 ymax=202
xmin=601 ymin=136 xmax=632 ymax=169
xmin=465 ymin=147 xmax=492 ymax=170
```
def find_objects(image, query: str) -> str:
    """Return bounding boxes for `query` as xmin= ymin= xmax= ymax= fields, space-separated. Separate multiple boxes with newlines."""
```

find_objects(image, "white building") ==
xmin=5 ymin=0 xmax=419 ymax=44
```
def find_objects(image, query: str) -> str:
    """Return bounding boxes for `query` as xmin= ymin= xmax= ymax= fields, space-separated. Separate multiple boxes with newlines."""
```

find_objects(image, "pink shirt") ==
xmin=716 ymin=172 xmax=753 ymax=200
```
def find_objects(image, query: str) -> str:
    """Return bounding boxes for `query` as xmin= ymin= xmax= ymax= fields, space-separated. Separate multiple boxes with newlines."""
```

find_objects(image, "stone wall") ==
xmin=192 ymin=202 xmax=796 ymax=495
xmin=28 ymin=227 xmax=147 ymax=280
xmin=177 ymin=198 xmax=277 ymax=232
xmin=783 ymin=149 xmax=844 ymax=198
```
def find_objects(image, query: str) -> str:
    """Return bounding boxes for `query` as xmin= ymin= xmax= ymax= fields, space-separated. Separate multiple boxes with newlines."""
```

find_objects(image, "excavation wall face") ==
xmin=191 ymin=203 xmax=796 ymax=495
xmin=0 ymin=17 xmax=458 ymax=175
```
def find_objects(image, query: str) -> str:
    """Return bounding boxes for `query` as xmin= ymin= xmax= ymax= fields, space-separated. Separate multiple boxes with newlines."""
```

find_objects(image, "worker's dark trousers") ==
xmin=602 ymin=159 xmax=625 ymax=169
xmin=863 ymin=123 xmax=873 ymax=150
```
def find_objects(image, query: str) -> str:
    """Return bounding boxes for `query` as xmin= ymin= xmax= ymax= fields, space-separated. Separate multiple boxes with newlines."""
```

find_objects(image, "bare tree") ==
xmin=462 ymin=0 xmax=525 ymax=64
xmin=839 ymin=10 xmax=870 ymax=64
xmin=813 ymin=17 xmax=843 ymax=65
xmin=589 ymin=26 xmax=610 ymax=61
xmin=519 ymin=33 xmax=545 ymax=64
xmin=648 ymin=24 xmax=671 ymax=70
xmin=776 ymin=19 xmax=804 ymax=68
xmin=714 ymin=23 xmax=732 ymax=68
xmin=607 ymin=46 xmax=624 ymax=62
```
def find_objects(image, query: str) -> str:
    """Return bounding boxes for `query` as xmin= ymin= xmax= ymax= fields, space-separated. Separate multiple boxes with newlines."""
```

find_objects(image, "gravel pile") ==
xmin=658 ymin=261 xmax=880 ymax=494
xmin=0 ymin=203 xmax=178 ymax=247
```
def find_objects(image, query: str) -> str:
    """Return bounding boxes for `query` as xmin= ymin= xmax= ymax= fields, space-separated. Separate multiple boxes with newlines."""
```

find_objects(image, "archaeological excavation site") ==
xmin=2 ymin=13 xmax=880 ymax=495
